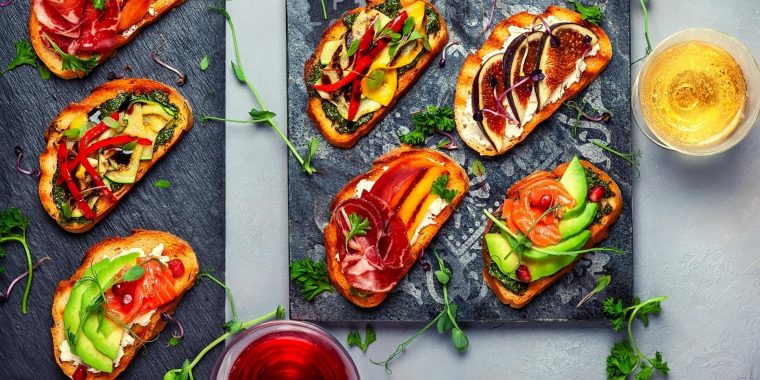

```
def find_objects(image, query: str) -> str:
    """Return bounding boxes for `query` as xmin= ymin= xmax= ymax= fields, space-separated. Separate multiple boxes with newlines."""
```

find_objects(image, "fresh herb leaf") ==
xmin=249 ymin=108 xmax=276 ymax=122
xmin=347 ymin=326 xmax=376 ymax=352
xmin=603 ymin=296 xmax=668 ymax=380
xmin=345 ymin=213 xmax=370 ymax=250
xmin=302 ymin=137 xmax=319 ymax=174
xmin=0 ymin=208 xmax=36 ymax=314
xmin=367 ymin=70 xmax=385 ymax=91
xmin=1 ymin=40 xmax=37 ymax=77
xmin=567 ymin=0 xmax=603 ymax=25
xmin=199 ymin=54 xmax=210 ymax=71
xmin=437 ymin=138 xmax=451 ymax=148
xmin=373 ymin=250 xmax=468 ymax=373
xmin=43 ymin=34 xmax=98 ymax=75
xmin=431 ymin=174 xmax=458 ymax=204
xmin=577 ymin=274 xmax=611 ymax=307
xmin=37 ymin=63 xmax=51 ymax=80
xmin=347 ymin=39 xmax=360 ymax=57
xmin=168 ymin=336 xmax=180 ymax=347
xmin=290 ymin=258 xmax=333 ymax=301
xmin=399 ymin=106 xmax=455 ymax=145
xmin=92 ymin=0 xmax=105 ymax=10
xmin=469 ymin=159 xmax=486 ymax=179
xmin=122 ymin=265 xmax=145 ymax=282
xmin=154 ymin=179 xmax=171 ymax=189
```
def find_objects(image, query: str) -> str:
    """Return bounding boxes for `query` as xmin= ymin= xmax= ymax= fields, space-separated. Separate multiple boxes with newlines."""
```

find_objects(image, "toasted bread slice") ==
xmin=482 ymin=160 xmax=623 ymax=308
xmin=38 ymin=78 xmax=193 ymax=233
xmin=30 ymin=0 xmax=186 ymax=79
xmin=304 ymin=0 xmax=449 ymax=148
xmin=324 ymin=146 xmax=468 ymax=307
xmin=454 ymin=6 xmax=612 ymax=156
xmin=51 ymin=229 xmax=199 ymax=379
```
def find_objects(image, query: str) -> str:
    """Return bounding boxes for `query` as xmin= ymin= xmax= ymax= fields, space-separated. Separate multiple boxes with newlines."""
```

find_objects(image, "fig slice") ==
xmin=471 ymin=53 xmax=518 ymax=152
xmin=537 ymin=23 xmax=599 ymax=108
xmin=503 ymin=31 xmax=544 ymax=125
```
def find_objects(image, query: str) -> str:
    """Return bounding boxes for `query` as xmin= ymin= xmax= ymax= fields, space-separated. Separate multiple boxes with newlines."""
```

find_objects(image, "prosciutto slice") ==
xmin=33 ymin=0 xmax=85 ymax=38
xmin=34 ymin=0 xmax=121 ymax=55
xmin=69 ymin=0 xmax=121 ymax=53
xmin=332 ymin=192 xmax=413 ymax=293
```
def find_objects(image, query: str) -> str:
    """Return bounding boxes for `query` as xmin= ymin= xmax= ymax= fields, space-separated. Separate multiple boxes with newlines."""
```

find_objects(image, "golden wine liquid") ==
xmin=640 ymin=41 xmax=747 ymax=150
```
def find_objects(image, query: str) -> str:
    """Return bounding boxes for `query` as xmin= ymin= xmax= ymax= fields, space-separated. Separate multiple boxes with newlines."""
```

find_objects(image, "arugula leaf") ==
xmin=0 ymin=208 xmax=36 ymax=314
xmin=289 ymin=258 xmax=333 ymax=301
xmin=399 ymin=106 xmax=455 ymax=145
xmin=347 ymin=326 xmax=376 ymax=352
xmin=199 ymin=54 xmax=210 ymax=71
xmin=122 ymin=265 xmax=145 ymax=282
xmin=567 ymin=0 xmax=603 ymax=25
xmin=345 ymin=213 xmax=370 ymax=249
xmin=431 ymin=174 xmax=458 ymax=204
xmin=154 ymin=179 xmax=171 ymax=189
xmin=2 ymin=40 xmax=37 ymax=77
xmin=43 ymin=34 xmax=98 ymax=75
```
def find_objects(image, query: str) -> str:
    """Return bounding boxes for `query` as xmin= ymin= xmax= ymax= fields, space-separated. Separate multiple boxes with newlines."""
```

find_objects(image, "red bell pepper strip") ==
xmin=63 ymin=136 xmax=152 ymax=170
xmin=312 ymin=10 xmax=408 ymax=93
xmin=346 ymin=78 xmax=363 ymax=121
xmin=57 ymin=142 xmax=95 ymax=220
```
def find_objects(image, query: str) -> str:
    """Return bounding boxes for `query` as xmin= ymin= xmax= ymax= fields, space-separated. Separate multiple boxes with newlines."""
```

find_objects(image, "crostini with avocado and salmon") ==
xmin=51 ymin=230 xmax=199 ymax=379
xmin=39 ymin=78 xmax=192 ymax=233
xmin=482 ymin=157 xmax=622 ymax=308
xmin=305 ymin=0 xmax=448 ymax=148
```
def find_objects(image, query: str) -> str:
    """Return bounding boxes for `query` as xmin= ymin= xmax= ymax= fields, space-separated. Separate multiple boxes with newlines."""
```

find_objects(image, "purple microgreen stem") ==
xmin=0 ymin=256 xmax=50 ymax=303
xmin=438 ymin=40 xmax=461 ymax=67
xmin=14 ymin=146 xmax=40 ymax=177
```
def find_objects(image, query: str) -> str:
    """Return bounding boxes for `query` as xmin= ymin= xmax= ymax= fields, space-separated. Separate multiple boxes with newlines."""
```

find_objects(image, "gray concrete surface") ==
xmin=225 ymin=1 xmax=760 ymax=378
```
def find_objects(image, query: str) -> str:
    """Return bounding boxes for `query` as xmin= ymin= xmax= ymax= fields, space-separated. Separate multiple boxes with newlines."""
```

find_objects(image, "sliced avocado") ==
xmin=73 ymin=330 xmax=114 ymax=373
xmin=519 ymin=230 xmax=591 ymax=281
xmin=485 ymin=233 xmax=520 ymax=274
xmin=83 ymin=313 xmax=123 ymax=360
xmin=105 ymin=145 xmax=143 ymax=184
xmin=560 ymin=156 xmax=587 ymax=217
xmin=559 ymin=202 xmax=598 ymax=239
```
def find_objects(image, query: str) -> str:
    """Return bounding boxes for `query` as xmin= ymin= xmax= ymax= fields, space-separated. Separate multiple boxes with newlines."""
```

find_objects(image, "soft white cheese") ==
xmin=410 ymin=197 xmax=449 ymax=244
xmin=113 ymin=330 xmax=135 ymax=368
xmin=59 ymin=340 xmax=82 ymax=366
xmin=354 ymin=179 xmax=375 ymax=198
xmin=148 ymin=6 xmax=156 ymax=16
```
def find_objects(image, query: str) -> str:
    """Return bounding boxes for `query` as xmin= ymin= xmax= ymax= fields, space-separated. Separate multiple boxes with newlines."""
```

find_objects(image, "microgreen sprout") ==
xmin=576 ymin=274 xmax=611 ymax=307
xmin=0 ymin=208 xmax=38 ymax=314
xmin=161 ymin=312 xmax=185 ymax=347
xmin=14 ymin=146 xmax=40 ymax=177
xmin=0 ymin=256 xmax=50 ymax=303
xmin=592 ymin=140 xmax=642 ymax=174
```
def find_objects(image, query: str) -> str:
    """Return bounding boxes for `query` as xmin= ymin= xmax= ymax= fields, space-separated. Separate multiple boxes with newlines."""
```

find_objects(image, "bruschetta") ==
xmin=305 ymin=0 xmax=449 ymax=148
xmin=51 ymin=229 xmax=199 ymax=378
xmin=30 ymin=0 xmax=186 ymax=79
xmin=482 ymin=156 xmax=622 ymax=308
xmin=39 ymin=78 xmax=192 ymax=233
xmin=324 ymin=146 xmax=468 ymax=307
xmin=454 ymin=6 xmax=612 ymax=156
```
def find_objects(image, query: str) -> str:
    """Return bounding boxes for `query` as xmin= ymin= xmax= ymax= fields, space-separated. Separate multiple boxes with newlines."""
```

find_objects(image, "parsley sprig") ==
xmin=431 ymin=174 xmax=458 ymax=204
xmin=345 ymin=212 xmax=370 ymax=250
xmin=206 ymin=7 xmax=319 ymax=175
xmin=603 ymin=296 xmax=669 ymax=379
xmin=290 ymin=258 xmax=334 ymax=301
xmin=43 ymin=34 xmax=98 ymax=75
xmin=347 ymin=325 xmax=376 ymax=352
xmin=372 ymin=250 xmax=468 ymax=374
xmin=1 ymin=40 xmax=36 ymax=76
xmin=399 ymin=106 xmax=455 ymax=145
xmin=0 ymin=208 xmax=37 ymax=314
xmin=567 ymin=0 xmax=603 ymax=25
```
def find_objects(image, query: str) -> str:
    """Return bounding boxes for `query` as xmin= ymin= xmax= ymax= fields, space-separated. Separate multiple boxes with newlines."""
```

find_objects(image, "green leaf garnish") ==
xmin=399 ymin=106 xmax=455 ymax=145
xmin=633 ymin=0 xmax=653 ymax=64
xmin=347 ymin=39 xmax=360 ymax=57
xmin=1 ymin=40 xmax=37 ymax=77
xmin=102 ymin=116 xmax=120 ymax=129
xmin=604 ymin=296 xmax=668 ymax=379
xmin=366 ymin=69 xmax=385 ymax=91
xmin=345 ymin=213 xmax=370 ymax=250
xmin=431 ymin=174 xmax=458 ymax=204
xmin=302 ymin=137 xmax=319 ymax=174
xmin=154 ymin=179 xmax=171 ymax=189
xmin=199 ymin=54 xmax=210 ymax=71
xmin=0 ymin=208 xmax=36 ymax=314
xmin=469 ymin=159 xmax=486 ymax=179
xmin=43 ymin=34 xmax=98 ymax=75
xmin=576 ymin=274 xmax=611 ymax=307
xmin=566 ymin=0 xmax=603 ymax=25
xmin=63 ymin=128 xmax=81 ymax=139
xmin=289 ymin=258 xmax=333 ymax=301
xmin=122 ymin=265 xmax=145 ymax=282
xmin=347 ymin=326 xmax=376 ymax=352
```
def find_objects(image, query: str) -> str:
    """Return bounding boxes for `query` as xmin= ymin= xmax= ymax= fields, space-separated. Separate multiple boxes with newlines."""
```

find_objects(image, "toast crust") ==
xmin=38 ymin=78 xmax=193 ymax=233
xmin=454 ymin=6 xmax=613 ymax=156
xmin=51 ymin=229 xmax=199 ymax=379
xmin=482 ymin=160 xmax=623 ymax=308
xmin=324 ymin=147 xmax=468 ymax=307
xmin=304 ymin=0 xmax=449 ymax=148
xmin=30 ymin=0 xmax=187 ymax=79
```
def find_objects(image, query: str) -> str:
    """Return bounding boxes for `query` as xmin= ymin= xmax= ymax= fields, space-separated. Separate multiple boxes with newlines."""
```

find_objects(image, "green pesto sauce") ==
xmin=98 ymin=92 xmax=130 ymax=115
xmin=154 ymin=124 xmax=176 ymax=146
xmin=424 ymin=6 xmax=440 ymax=35
xmin=585 ymin=167 xmax=612 ymax=198
xmin=98 ymin=90 xmax=179 ymax=117
xmin=374 ymin=0 xmax=401 ymax=17
xmin=307 ymin=63 xmax=326 ymax=98
xmin=51 ymin=179 xmax=90 ymax=225
xmin=343 ymin=12 xmax=359 ymax=28
xmin=488 ymin=263 xmax=527 ymax=295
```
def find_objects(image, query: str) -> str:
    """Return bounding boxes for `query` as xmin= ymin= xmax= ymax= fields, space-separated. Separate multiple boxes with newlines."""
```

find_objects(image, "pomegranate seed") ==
xmin=112 ymin=283 xmax=123 ymax=296
xmin=588 ymin=186 xmax=605 ymax=202
xmin=121 ymin=293 xmax=133 ymax=305
xmin=538 ymin=194 xmax=553 ymax=211
xmin=516 ymin=264 xmax=531 ymax=283
xmin=73 ymin=365 xmax=87 ymax=380
xmin=168 ymin=259 xmax=185 ymax=278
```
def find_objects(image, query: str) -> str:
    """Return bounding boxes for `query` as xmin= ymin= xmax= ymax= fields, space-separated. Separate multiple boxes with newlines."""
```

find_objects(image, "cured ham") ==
xmin=70 ymin=0 xmax=121 ymax=53
xmin=34 ymin=0 xmax=126 ymax=55
xmin=332 ymin=192 xmax=413 ymax=293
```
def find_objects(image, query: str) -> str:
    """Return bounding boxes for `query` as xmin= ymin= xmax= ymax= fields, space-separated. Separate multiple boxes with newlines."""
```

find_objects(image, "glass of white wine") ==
xmin=632 ymin=28 xmax=760 ymax=156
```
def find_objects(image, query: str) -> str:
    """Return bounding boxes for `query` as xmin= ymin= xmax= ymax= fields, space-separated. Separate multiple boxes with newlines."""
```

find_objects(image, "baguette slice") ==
xmin=454 ymin=6 xmax=613 ymax=156
xmin=51 ymin=229 xmax=199 ymax=379
xmin=324 ymin=146 xmax=468 ymax=307
xmin=30 ymin=0 xmax=186 ymax=79
xmin=39 ymin=78 xmax=193 ymax=233
xmin=304 ymin=0 xmax=449 ymax=148
xmin=482 ymin=160 xmax=623 ymax=308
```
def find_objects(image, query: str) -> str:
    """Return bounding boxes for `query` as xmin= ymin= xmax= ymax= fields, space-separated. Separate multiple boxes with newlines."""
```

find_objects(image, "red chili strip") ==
xmin=57 ymin=143 xmax=95 ymax=220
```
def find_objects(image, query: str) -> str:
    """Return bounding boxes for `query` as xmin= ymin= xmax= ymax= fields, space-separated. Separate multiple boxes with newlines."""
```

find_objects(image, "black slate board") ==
xmin=0 ymin=1 xmax=225 ymax=379
xmin=288 ymin=0 xmax=632 ymax=322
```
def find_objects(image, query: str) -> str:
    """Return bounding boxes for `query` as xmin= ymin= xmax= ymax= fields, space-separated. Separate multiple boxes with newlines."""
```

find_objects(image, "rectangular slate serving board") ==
xmin=0 ymin=1 xmax=226 ymax=379
xmin=288 ymin=0 xmax=633 ymax=322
